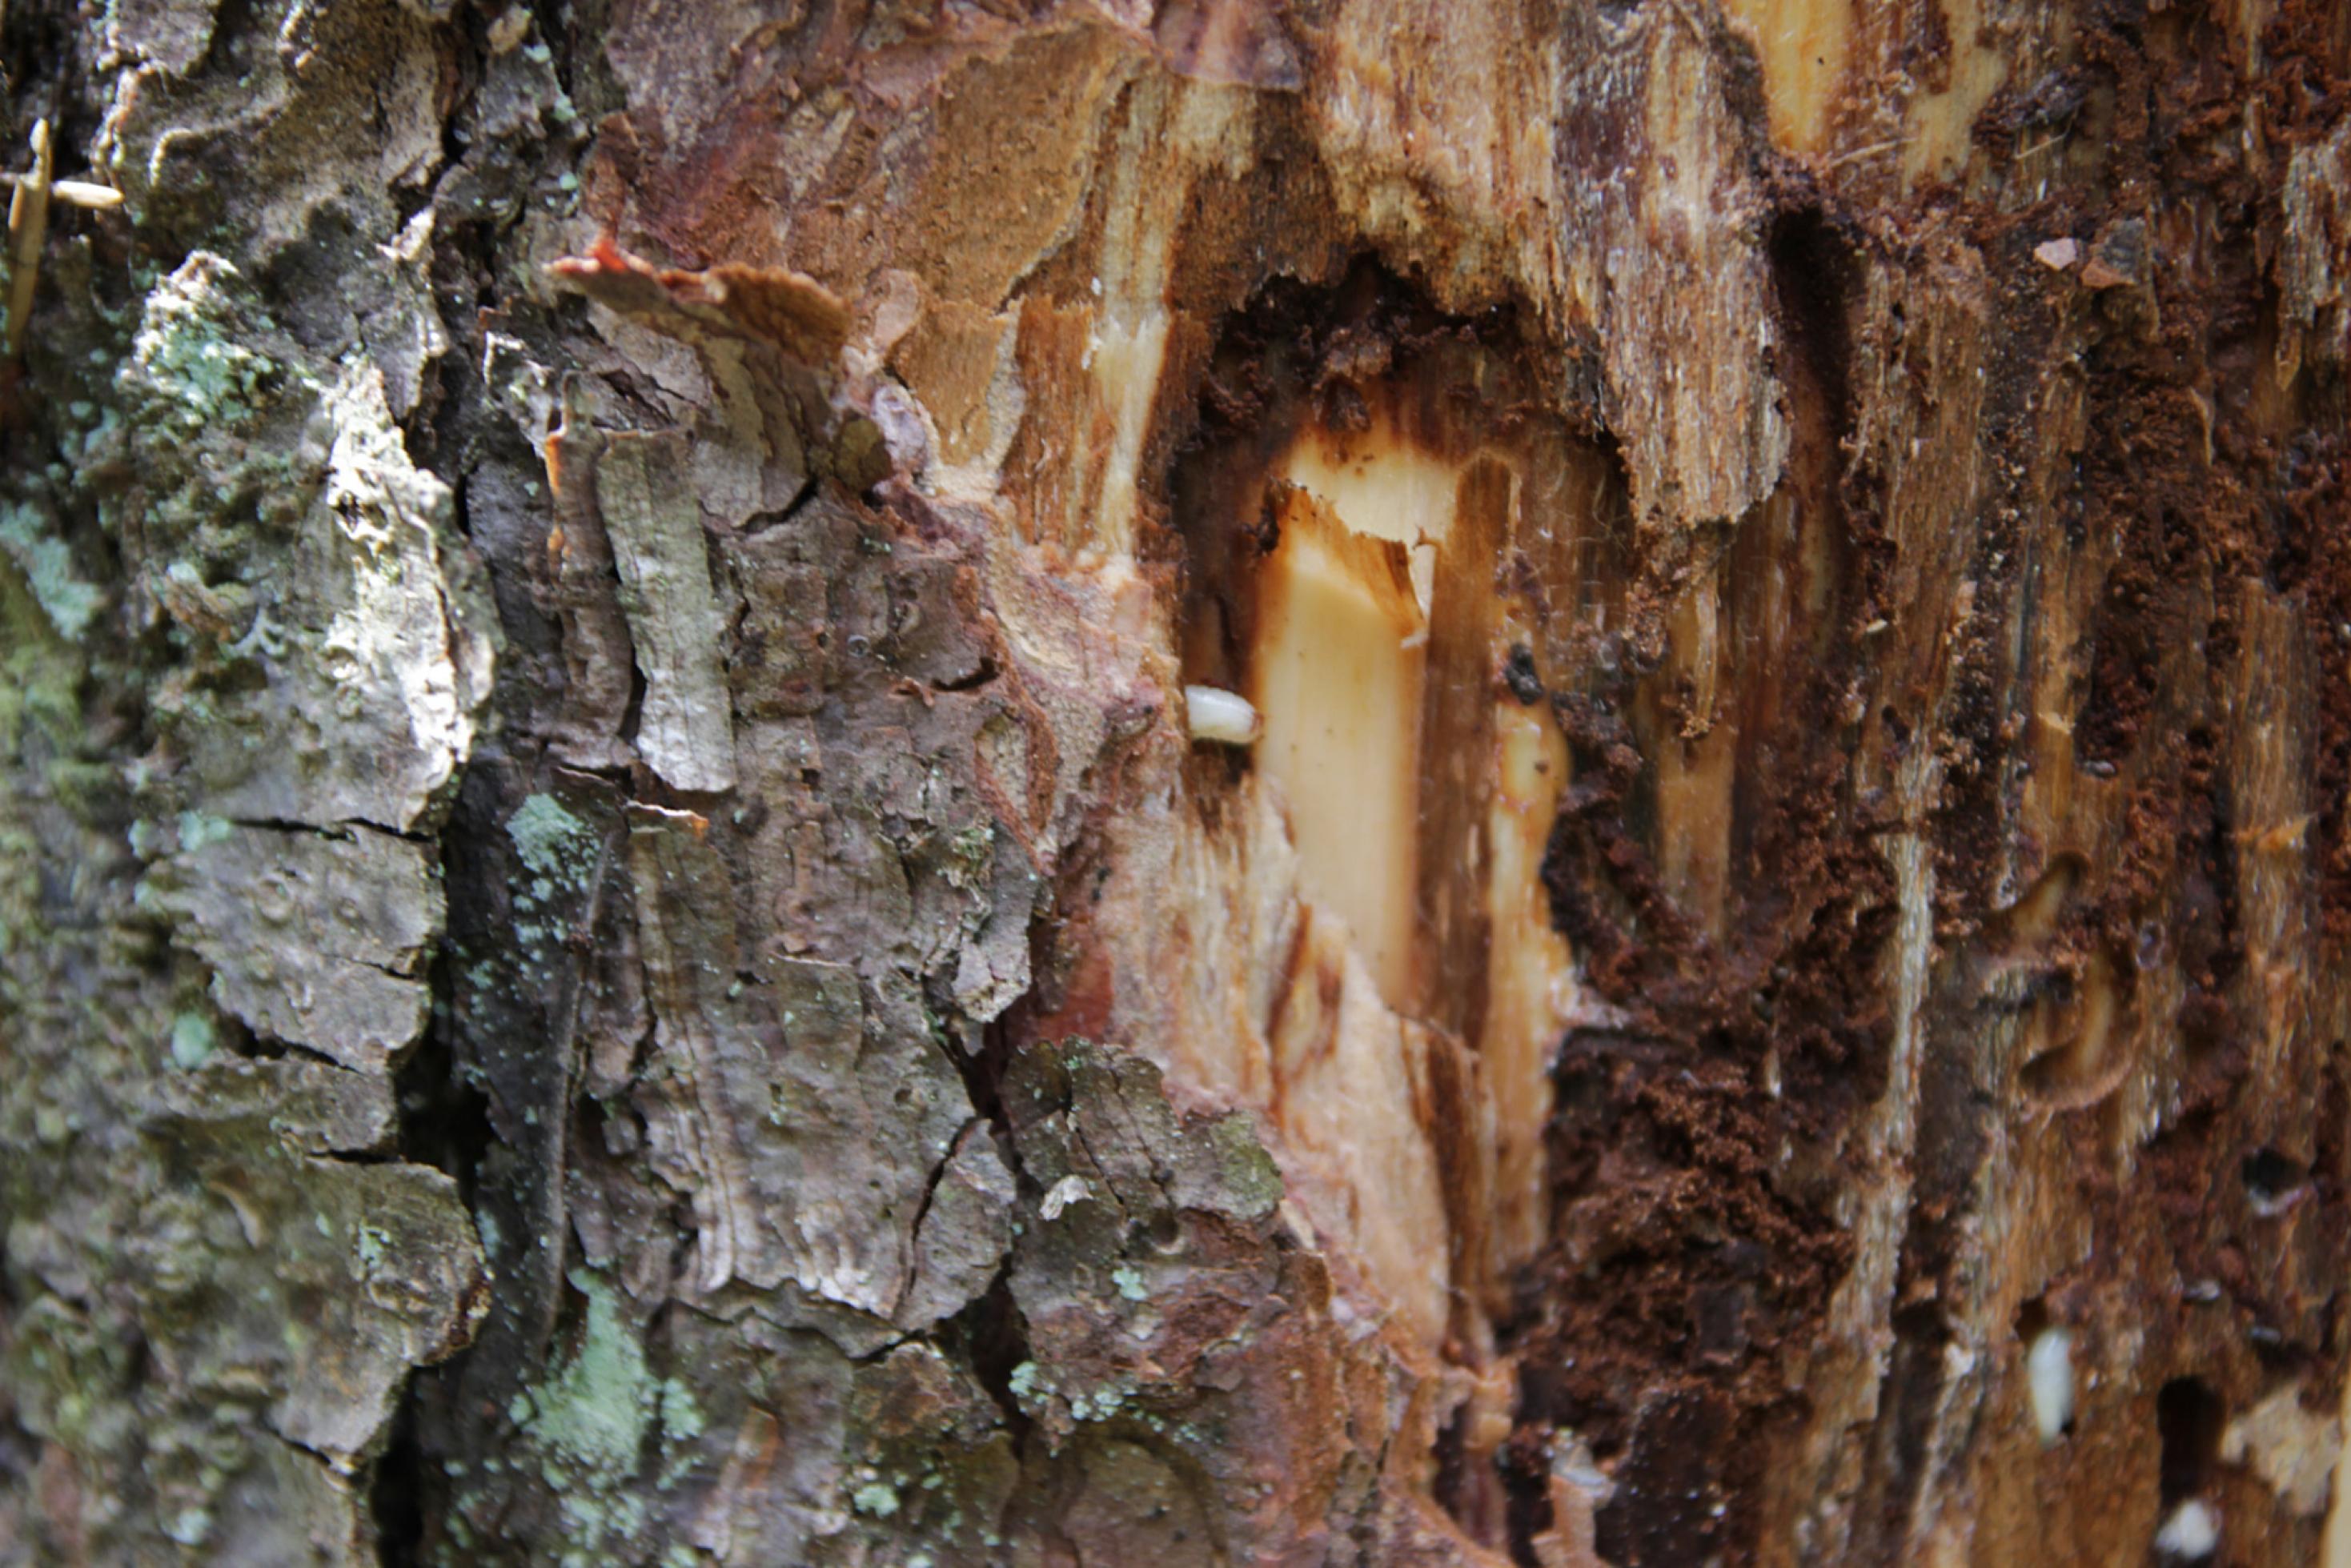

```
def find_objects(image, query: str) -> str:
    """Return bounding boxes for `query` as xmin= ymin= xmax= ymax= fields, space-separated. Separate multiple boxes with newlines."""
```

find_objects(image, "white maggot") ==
xmin=2153 ymin=1498 xmax=2217 ymax=1560
xmin=2026 ymin=1325 xmax=2075 ymax=1446
xmin=1185 ymin=685 xmax=1261 ymax=747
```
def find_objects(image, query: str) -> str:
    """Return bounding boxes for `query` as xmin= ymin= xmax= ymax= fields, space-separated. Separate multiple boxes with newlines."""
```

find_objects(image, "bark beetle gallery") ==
xmin=1 ymin=0 xmax=2349 ymax=1563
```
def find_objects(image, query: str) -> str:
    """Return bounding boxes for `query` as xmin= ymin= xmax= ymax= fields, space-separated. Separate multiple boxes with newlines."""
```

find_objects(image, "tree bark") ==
xmin=2 ymin=0 xmax=2349 ymax=1564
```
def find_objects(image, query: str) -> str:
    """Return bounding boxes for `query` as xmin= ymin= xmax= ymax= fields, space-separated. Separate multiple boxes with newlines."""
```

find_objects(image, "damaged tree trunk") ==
xmin=4 ymin=0 xmax=2351 ymax=1563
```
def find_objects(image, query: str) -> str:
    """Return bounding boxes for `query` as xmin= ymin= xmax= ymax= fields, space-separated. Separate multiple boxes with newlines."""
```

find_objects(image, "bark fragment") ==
xmin=596 ymin=433 xmax=737 ymax=793
xmin=148 ymin=822 xmax=442 ymax=1074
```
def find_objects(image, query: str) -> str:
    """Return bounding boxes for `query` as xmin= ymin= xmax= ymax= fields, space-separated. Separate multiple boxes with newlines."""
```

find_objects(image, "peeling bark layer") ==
xmin=1 ymin=0 xmax=2348 ymax=1565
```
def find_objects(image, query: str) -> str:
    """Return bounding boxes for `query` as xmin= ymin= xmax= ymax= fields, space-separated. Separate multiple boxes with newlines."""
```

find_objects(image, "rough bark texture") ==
xmin=2 ymin=0 xmax=2349 ymax=1564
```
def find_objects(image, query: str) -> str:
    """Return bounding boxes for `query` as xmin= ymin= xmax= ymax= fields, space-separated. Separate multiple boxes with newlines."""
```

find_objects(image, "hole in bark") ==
xmin=2241 ymin=1147 xmax=2307 ymax=1214
xmin=1766 ymin=205 xmax=1862 ymax=428
xmin=1169 ymin=259 xmax=1637 ymax=1548
xmin=1498 ymin=1426 xmax=1556 ymax=1566
xmin=955 ymin=1269 xmax=1037 ymax=1451
xmin=2076 ymin=595 xmax=2160 ymax=769
xmin=392 ymin=1003 xmax=495 ymax=1197
xmin=932 ymin=655 xmax=1001 ymax=694
xmin=1172 ymin=263 xmax=1489 ymax=1013
xmin=946 ymin=1013 xmax=1013 ymax=1129
xmin=1989 ymin=853 xmax=2086 ymax=944
xmin=371 ymin=1394 xmax=426 ymax=1566
xmin=2017 ymin=949 xmax=2128 ymax=1103
xmin=2156 ymin=1376 xmax=2224 ymax=1506
xmin=617 ymin=648 xmax=649 ymax=748
xmin=1850 ymin=1299 xmax=1954 ymax=1549
xmin=1433 ymin=1399 xmax=1476 ymax=1529
xmin=1169 ymin=258 xmax=1617 ymax=1022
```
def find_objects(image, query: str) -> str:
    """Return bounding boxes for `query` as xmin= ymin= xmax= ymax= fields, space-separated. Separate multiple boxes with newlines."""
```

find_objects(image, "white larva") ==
xmin=46 ymin=178 xmax=123 ymax=209
xmin=1185 ymin=684 xmax=1261 ymax=747
xmin=2152 ymin=1498 xmax=2217 ymax=1560
xmin=2026 ymin=1325 xmax=2075 ymax=1446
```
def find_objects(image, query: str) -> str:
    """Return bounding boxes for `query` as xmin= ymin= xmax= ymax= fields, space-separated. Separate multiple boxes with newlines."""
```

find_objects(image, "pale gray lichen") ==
xmin=175 ymin=810 xmax=233 ymax=850
xmin=0 ymin=501 xmax=102 ymax=640
xmin=167 ymin=1010 xmax=215 ymax=1069
xmin=508 ymin=792 xmax=588 ymax=874
xmin=1208 ymin=1112 xmax=1284 ymax=1219
xmin=507 ymin=792 xmax=596 ymax=904
xmin=656 ymin=1376 xmax=705 ymax=1444
xmin=162 ymin=1506 xmax=213 ymax=1547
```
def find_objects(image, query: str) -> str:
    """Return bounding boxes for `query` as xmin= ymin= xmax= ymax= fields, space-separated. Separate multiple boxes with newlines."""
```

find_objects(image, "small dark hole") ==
xmin=2156 ymin=1377 xmax=2224 ymax=1506
xmin=1141 ymin=1211 xmax=1185 ymax=1253
xmin=1431 ymin=1398 xmax=1474 ymax=1537
xmin=2241 ymin=1147 xmax=2305 ymax=1209
xmin=1502 ymin=644 xmax=1544 ymax=704
xmin=1501 ymin=1428 xmax=1556 ymax=1567
xmin=370 ymin=1392 xmax=424 ymax=1566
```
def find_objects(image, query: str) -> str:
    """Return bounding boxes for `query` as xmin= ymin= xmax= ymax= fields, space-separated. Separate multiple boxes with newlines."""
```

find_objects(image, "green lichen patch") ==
xmin=502 ymin=1269 xmax=682 ymax=1562
xmin=175 ymin=810 xmax=234 ymax=851
xmin=521 ymin=1272 xmax=652 ymax=1475
xmin=130 ymin=276 xmax=285 ymax=423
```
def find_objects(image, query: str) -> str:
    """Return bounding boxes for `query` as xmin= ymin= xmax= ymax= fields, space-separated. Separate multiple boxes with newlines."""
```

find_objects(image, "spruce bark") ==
xmin=2 ymin=2 xmax=2349 ymax=1565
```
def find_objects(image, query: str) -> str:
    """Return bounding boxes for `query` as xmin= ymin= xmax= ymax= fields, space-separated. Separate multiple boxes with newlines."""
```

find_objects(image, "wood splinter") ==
xmin=4 ymin=119 xmax=126 ymax=360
